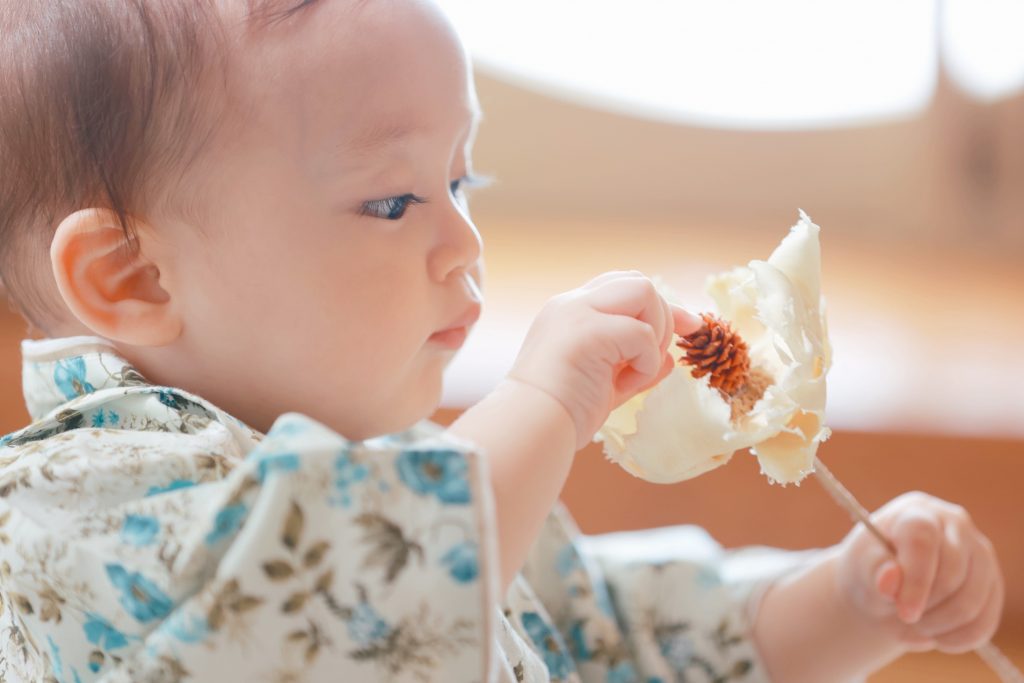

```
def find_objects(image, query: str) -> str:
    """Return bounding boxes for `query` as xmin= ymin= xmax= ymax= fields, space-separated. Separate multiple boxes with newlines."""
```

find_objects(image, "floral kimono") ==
xmin=0 ymin=336 xmax=803 ymax=682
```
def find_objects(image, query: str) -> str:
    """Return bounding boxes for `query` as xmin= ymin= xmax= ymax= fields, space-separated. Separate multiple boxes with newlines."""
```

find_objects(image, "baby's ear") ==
xmin=50 ymin=208 xmax=181 ymax=346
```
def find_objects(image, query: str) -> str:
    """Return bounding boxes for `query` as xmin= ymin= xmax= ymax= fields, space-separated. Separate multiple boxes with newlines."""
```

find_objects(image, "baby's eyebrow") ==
xmin=322 ymin=108 xmax=483 ymax=178
xmin=344 ymin=120 xmax=423 ymax=158
xmin=343 ymin=107 xmax=482 ymax=160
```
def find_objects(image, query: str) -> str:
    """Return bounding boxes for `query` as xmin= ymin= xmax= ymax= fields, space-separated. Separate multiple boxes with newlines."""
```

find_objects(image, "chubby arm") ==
xmin=448 ymin=378 xmax=576 ymax=594
xmin=449 ymin=271 xmax=703 ymax=594
xmin=754 ymin=492 xmax=1004 ymax=683
xmin=753 ymin=549 xmax=905 ymax=683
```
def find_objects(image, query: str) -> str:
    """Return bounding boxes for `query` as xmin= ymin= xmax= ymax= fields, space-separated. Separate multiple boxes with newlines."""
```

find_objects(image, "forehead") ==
xmin=236 ymin=0 xmax=479 ymax=163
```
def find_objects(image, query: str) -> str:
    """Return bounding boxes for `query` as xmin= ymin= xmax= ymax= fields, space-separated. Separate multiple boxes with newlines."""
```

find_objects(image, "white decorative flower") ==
xmin=596 ymin=211 xmax=832 ymax=485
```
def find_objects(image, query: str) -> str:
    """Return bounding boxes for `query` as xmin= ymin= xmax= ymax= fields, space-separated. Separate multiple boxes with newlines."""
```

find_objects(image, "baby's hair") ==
xmin=0 ymin=0 xmax=324 ymax=331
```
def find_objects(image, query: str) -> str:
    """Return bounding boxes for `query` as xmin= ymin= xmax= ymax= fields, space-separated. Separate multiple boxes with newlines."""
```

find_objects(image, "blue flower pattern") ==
xmin=607 ymin=661 xmax=638 ymax=683
xmin=440 ymin=540 xmax=479 ymax=583
xmin=83 ymin=612 xmax=130 ymax=650
xmin=105 ymin=564 xmax=173 ymax=623
xmin=395 ymin=449 xmax=471 ymax=504
xmin=346 ymin=602 xmax=392 ymax=645
xmin=89 ymin=409 xmax=120 ymax=428
xmin=204 ymin=503 xmax=247 ymax=545
xmin=47 ymin=635 xmax=63 ymax=679
xmin=121 ymin=515 xmax=160 ymax=546
xmin=53 ymin=357 xmax=95 ymax=400
xmin=145 ymin=479 xmax=196 ymax=497
xmin=332 ymin=449 xmax=369 ymax=507
xmin=568 ymin=619 xmax=590 ymax=659
xmin=558 ymin=542 xmax=616 ymax=617
xmin=520 ymin=611 xmax=576 ymax=679
xmin=253 ymin=452 xmax=300 ymax=482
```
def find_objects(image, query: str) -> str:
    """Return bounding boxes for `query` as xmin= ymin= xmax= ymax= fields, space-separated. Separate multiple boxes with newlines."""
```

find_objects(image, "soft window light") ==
xmin=941 ymin=0 xmax=1024 ymax=101
xmin=438 ymin=0 xmax=937 ymax=129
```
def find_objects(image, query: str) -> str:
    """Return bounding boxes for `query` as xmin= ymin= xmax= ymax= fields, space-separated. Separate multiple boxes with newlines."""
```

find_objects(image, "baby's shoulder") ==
xmin=3 ymin=382 xmax=246 ymax=448
xmin=0 ymin=383 xmax=250 ymax=511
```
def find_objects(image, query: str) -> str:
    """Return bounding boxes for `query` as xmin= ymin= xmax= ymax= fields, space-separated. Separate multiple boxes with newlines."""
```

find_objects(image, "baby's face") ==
xmin=148 ymin=0 xmax=484 ymax=438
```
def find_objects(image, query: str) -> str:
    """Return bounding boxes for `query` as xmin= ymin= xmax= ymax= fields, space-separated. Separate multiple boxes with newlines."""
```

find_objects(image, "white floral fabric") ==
xmin=0 ymin=336 xmax=799 ymax=682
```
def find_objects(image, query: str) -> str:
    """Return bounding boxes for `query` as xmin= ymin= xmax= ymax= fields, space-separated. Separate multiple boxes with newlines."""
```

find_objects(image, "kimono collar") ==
xmin=20 ymin=336 xmax=147 ymax=421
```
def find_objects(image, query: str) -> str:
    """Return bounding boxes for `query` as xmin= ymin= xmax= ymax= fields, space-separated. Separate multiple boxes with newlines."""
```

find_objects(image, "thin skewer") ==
xmin=812 ymin=456 xmax=895 ymax=555
xmin=813 ymin=456 xmax=1024 ymax=683
xmin=977 ymin=643 xmax=1024 ymax=683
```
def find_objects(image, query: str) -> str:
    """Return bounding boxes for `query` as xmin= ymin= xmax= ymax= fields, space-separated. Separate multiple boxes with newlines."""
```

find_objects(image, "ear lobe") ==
xmin=50 ymin=208 xmax=181 ymax=346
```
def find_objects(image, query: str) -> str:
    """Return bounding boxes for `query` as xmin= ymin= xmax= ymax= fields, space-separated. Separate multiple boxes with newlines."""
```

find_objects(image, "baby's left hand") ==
xmin=835 ymin=491 xmax=1004 ymax=654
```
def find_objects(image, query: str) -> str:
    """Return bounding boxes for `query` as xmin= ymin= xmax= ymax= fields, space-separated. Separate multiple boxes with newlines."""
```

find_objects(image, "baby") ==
xmin=0 ymin=1 xmax=1004 ymax=682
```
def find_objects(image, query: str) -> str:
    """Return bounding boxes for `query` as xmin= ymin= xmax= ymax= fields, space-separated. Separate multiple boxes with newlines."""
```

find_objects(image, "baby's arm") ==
xmin=448 ymin=378 xmax=576 ymax=595
xmin=448 ymin=271 xmax=702 ymax=592
xmin=753 ymin=492 xmax=1003 ymax=682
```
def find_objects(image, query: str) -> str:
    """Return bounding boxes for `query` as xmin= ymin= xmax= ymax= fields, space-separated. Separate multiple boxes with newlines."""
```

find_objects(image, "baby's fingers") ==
xmin=915 ymin=534 xmax=999 ymax=639
xmin=603 ymin=317 xmax=664 ymax=402
xmin=585 ymin=275 xmax=669 ymax=348
xmin=922 ymin=521 xmax=971 ymax=612
xmin=932 ymin=576 xmax=1004 ymax=654
xmin=579 ymin=269 xmax=644 ymax=291
xmin=892 ymin=512 xmax=943 ymax=623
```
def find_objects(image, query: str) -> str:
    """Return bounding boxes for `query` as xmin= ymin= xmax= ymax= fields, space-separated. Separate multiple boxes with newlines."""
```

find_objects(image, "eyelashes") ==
xmin=360 ymin=173 xmax=494 ymax=221
xmin=360 ymin=193 xmax=426 ymax=221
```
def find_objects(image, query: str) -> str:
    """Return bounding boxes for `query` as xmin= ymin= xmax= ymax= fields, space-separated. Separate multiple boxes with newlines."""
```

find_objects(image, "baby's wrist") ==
xmin=754 ymin=547 xmax=910 ymax=682
xmin=499 ymin=376 xmax=581 ymax=450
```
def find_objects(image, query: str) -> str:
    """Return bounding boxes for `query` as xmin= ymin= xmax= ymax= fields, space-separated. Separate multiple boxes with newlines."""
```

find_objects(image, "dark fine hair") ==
xmin=0 ymin=0 xmax=322 ymax=331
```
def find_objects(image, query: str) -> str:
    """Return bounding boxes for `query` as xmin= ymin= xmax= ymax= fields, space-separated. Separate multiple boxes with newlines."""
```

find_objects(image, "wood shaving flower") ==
xmin=595 ymin=211 xmax=832 ymax=485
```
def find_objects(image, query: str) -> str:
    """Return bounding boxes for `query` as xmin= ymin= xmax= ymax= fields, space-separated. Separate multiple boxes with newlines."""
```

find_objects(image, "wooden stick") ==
xmin=812 ymin=456 xmax=1024 ymax=683
xmin=813 ymin=457 xmax=895 ymax=555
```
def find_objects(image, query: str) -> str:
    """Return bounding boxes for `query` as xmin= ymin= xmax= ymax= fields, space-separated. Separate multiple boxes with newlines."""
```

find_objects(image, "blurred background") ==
xmin=427 ymin=1 xmax=1024 ymax=680
xmin=1 ymin=0 xmax=1022 ymax=680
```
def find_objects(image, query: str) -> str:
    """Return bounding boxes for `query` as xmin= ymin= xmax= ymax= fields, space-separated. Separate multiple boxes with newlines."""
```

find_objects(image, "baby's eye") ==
xmin=360 ymin=193 xmax=426 ymax=221
xmin=360 ymin=174 xmax=493 ymax=221
xmin=451 ymin=173 xmax=492 ymax=199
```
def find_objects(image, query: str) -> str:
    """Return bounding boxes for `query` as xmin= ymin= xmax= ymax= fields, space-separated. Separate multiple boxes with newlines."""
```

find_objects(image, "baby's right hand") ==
xmin=506 ymin=271 xmax=703 ymax=451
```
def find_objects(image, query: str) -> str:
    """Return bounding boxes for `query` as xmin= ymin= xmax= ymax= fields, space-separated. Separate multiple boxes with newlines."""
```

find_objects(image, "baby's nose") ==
xmin=428 ymin=210 xmax=483 ymax=283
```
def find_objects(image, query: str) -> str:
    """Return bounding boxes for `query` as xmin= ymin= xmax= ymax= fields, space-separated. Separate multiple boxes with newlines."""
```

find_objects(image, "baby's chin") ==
xmin=315 ymin=384 xmax=443 ymax=441
xmin=334 ymin=410 xmax=435 ymax=442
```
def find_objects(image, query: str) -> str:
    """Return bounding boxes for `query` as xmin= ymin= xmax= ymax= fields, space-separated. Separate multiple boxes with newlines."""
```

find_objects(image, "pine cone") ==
xmin=676 ymin=313 xmax=751 ymax=395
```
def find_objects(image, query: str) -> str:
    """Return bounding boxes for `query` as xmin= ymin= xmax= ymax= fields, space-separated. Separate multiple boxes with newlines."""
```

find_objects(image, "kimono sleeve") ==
xmin=520 ymin=504 xmax=813 ymax=683
xmin=122 ymin=412 xmax=501 ymax=682
xmin=578 ymin=522 xmax=815 ymax=683
xmin=2 ymin=412 xmax=500 ymax=682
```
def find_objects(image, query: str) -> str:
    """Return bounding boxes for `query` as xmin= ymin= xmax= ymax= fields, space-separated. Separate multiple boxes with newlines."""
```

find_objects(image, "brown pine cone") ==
xmin=676 ymin=313 xmax=751 ymax=395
